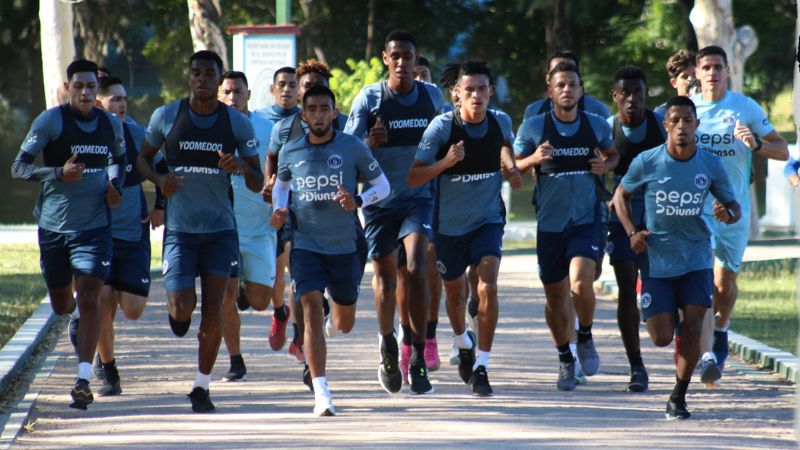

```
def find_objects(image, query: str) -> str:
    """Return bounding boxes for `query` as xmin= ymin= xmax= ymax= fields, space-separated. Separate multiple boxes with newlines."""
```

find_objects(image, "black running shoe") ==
xmin=458 ymin=331 xmax=476 ymax=384
xmin=236 ymin=282 xmax=250 ymax=311
xmin=93 ymin=353 xmax=104 ymax=381
xmin=68 ymin=316 xmax=79 ymax=353
xmin=665 ymin=398 xmax=690 ymax=420
xmin=69 ymin=378 xmax=93 ymax=410
xmin=187 ymin=387 xmax=215 ymax=413
xmin=222 ymin=356 xmax=248 ymax=382
xmin=409 ymin=361 xmax=434 ymax=395
xmin=168 ymin=314 xmax=191 ymax=337
xmin=302 ymin=364 xmax=313 ymax=392
xmin=470 ymin=365 xmax=493 ymax=397
xmin=98 ymin=362 xmax=122 ymax=396
xmin=378 ymin=336 xmax=402 ymax=394
xmin=626 ymin=365 xmax=649 ymax=393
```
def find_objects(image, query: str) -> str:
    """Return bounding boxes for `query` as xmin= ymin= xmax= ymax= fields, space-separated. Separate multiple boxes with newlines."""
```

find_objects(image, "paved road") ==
xmin=8 ymin=254 xmax=795 ymax=448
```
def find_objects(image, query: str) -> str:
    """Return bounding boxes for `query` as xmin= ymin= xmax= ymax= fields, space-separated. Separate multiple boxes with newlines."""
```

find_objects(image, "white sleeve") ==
xmin=359 ymin=173 xmax=390 ymax=207
xmin=272 ymin=178 xmax=291 ymax=209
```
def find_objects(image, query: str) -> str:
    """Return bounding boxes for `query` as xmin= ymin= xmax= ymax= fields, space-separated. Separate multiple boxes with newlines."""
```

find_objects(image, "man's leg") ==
xmin=373 ymin=250 xmax=402 ymax=393
xmin=569 ymin=256 xmax=600 ymax=376
xmin=444 ymin=275 xmax=475 ymax=385
xmin=613 ymin=260 xmax=647 ymax=391
xmin=395 ymin=254 xmax=412 ymax=384
xmin=221 ymin=276 xmax=248 ymax=381
xmin=424 ymin=243 xmax=442 ymax=371
xmin=97 ymin=287 xmax=146 ymax=396
xmin=543 ymin=278 xmax=576 ymax=391
xmin=301 ymin=290 xmax=335 ymax=416
xmin=400 ymin=232 xmax=433 ymax=393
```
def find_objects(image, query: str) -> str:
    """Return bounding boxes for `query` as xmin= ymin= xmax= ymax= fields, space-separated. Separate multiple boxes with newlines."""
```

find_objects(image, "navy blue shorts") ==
xmin=290 ymin=248 xmax=361 ymax=306
xmin=640 ymin=269 xmax=712 ymax=321
xmin=38 ymin=226 xmax=113 ymax=288
xmin=106 ymin=228 xmax=151 ymax=297
xmin=362 ymin=198 xmax=433 ymax=260
xmin=162 ymin=230 xmax=238 ymax=292
xmin=537 ymin=221 xmax=604 ymax=285
xmin=606 ymin=221 xmax=649 ymax=275
xmin=435 ymin=223 xmax=504 ymax=281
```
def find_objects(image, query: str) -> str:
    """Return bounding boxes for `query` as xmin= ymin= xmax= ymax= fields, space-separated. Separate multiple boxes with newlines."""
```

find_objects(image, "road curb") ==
xmin=728 ymin=330 xmax=797 ymax=384
xmin=0 ymin=297 xmax=57 ymax=396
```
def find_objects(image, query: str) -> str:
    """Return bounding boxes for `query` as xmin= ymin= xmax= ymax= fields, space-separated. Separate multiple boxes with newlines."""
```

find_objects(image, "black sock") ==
xmin=467 ymin=296 xmax=478 ymax=318
xmin=670 ymin=377 xmax=690 ymax=403
xmin=322 ymin=296 xmax=330 ymax=317
xmin=627 ymin=351 xmax=644 ymax=369
xmin=577 ymin=323 xmax=593 ymax=343
xmin=401 ymin=324 xmax=413 ymax=345
xmin=101 ymin=358 xmax=116 ymax=369
xmin=557 ymin=344 xmax=574 ymax=363
xmin=382 ymin=332 xmax=398 ymax=355
xmin=274 ymin=304 xmax=288 ymax=321
xmin=230 ymin=354 xmax=244 ymax=368
xmin=412 ymin=341 xmax=425 ymax=364
xmin=292 ymin=323 xmax=300 ymax=342
xmin=426 ymin=320 xmax=437 ymax=339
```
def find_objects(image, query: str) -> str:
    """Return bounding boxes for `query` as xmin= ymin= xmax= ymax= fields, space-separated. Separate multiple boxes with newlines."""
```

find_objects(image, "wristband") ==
xmin=752 ymin=134 xmax=763 ymax=152
xmin=354 ymin=195 xmax=363 ymax=207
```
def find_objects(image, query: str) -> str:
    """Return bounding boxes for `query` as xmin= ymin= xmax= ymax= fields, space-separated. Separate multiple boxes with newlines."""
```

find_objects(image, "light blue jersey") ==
xmin=230 ymin=112 xmax=273 ymax=237
xmin=621 ymin=144 xmax=735 ymax=278
xmin=344 ymin=81 xmax=444 ymax=206
xmin=514 ymin=111 xmax=613 ymax=232
xmin=145 ymin=100 xmax=257 ymax=234
xmin=416 ymin=110 xmax=513 ymax=235
xmin=524 ymin=95 xmax=612 ymax=121
xmin=255 ymin=104 xmax=300 ymax=124
xmin=692 ymin=91 xmax=773 ymax=218
xmin=278 ymin=131 xmax=383 ymax=254
xmin=18 ymin=106 xmax=125 ymax=233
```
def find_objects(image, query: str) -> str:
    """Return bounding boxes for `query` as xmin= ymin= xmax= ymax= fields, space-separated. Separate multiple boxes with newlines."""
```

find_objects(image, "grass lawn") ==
xmin=731 ymin=267 xmax=798 ymax=355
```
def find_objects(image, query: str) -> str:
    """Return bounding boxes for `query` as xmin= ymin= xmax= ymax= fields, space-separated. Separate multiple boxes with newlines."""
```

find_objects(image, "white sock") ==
xmin=77 ymin=362 xmax=92 ymax=381
xmin=454 ymin=331 xmax=473 ymax=349
xmin=474 ymin=350 xmax=490 ymax=371
xmin=312 ymin=376 xmax=332 ymax=401
xmin=192 ymin=371 xmax=211 ymax=390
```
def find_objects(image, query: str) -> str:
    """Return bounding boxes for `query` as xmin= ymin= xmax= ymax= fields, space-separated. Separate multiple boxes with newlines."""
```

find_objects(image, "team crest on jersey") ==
xmin=327 ymin=154 xmax=343 ymax=169
xmin=641 ymin=292 xmax=651 ymax=309
xmin=723 ymin=115 xmax=736 ymax=126
xmin=694 ymin=173 xmax=709 ymax=189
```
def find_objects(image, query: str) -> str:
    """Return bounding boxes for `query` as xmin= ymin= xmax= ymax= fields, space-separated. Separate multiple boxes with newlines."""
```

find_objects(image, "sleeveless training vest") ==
xmin=368 ymin=80 xmax=436 ymax=148
xmin=436 ymin=113 xmax=503 ymax=175
xmin=612 ymin=109 xmax=665 ymax=176
xmin=164 ymin=99 xmax=237 ymax=168
xmin=537 ymin=111 xmax=598 ymax=176
xmin=43 ymin=105 xmax=114 ymax=169
xmin=122 ymin=123 xmax=142 ymax=187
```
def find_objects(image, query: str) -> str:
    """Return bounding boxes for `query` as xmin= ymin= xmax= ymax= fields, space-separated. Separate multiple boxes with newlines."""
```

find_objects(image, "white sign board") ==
xmin=232 ymin=33 xmax=296 ymax=112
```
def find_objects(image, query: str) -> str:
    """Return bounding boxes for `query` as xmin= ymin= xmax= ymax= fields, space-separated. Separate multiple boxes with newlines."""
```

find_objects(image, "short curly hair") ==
xmin=665 ymin=49 xmax=696 ymax=79
xmin=296 ymin=59 xmax=332 ymax=80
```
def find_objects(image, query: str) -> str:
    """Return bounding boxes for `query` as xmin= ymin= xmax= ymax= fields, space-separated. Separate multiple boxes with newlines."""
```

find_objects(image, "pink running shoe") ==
xmin=288 ymin=340 xmax=304 ymax=363
xmin=400 ymin=343 xmax=412 ymax=385
xmin=424 ymin=338 xmax=441 ymax=372
xmin=269 ymin=305 xmax=289 ymax=351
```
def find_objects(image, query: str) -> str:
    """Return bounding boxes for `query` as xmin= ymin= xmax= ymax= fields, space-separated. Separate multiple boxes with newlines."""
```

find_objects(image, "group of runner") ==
xmin=12 ymin=29 xmax=788 ymax=420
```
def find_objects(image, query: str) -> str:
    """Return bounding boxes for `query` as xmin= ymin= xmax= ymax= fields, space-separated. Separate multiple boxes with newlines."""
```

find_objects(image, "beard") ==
xmin=559 ymin=101 xmax=577 ymax=112
xmin=310 ymin=124 xmax=332 ymax=137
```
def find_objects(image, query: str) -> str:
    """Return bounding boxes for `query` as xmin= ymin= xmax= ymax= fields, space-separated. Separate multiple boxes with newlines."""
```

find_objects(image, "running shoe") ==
xmin=69 ymin=378 xmax=93 ymax=410
xmin=302 ymin=364 xmax=313 ymax=392
xmin=324 ymin=315 xmax=338 ymax=339
xmin=93 ymin=353 xmax=104 ymax=381
xmin=288 ymin=340 xmax=305 ymax=363
xmin=168 ymin=314 xmax=191 ymax=337
xmin=712 ymin=330 xmax=729 ymax=371
xmin=557 ymin=361 xmax=577 ymax=391
xmin=575 ymin=339 xmax=600 ymax=376
xmin=409 ymin=361 xmax=434 ymax=395
xmin=424 ymin=337 xmax=440 ymax=372
xmin=68 ymin=316 xmax=79 ymax=353
xmin=699 ymin=356 xmax=721 ymax=386
xmin=574 ymin=364 xmax=588 ymax=385
xmin=457 ymin=331 xmax=476 ymax=384
xmin=470 ymin=365 xmax=493 ymax=397
xmin=236 ymin=282 xmax=250 ymax=311
xmin=269 ymin=305 xmax=289 ymax=350
xmin=222 ymin=359 xmax=248 ymax=382
xmin=665 ymin=398 xmax=690 ymax=420
xmin=98 ymin=362 xmax=122 ymax=396
xmin=187 ymin=387 xmax=215 ymax=413
xmin=627 ymin=365 xmax=649 ymax=393
xmin=400 ymin=343 xmax=412 ymax=384
xmin=378 ymin=334 xmax=402 ymax=394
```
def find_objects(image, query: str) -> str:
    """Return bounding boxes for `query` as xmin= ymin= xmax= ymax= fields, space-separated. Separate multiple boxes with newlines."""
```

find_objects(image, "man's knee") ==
xmin=119 ymin=295 xmax=147 ymax=320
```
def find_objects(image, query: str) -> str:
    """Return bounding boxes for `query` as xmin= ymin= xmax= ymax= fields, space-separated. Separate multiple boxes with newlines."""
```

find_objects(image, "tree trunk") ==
xmin=365 ymin=0 xmax=376 ymax=60
xmin=39 ymin=0 xmax=75 ymax=109
xmin=690 ymin=0 xmax=760 ymax=237
xmin=187 ymin=0 xmax=228 ymax=70
xmin=545 ymin=0 xmax=571 ymax=56
xmin=298 ymin=0 xmax=326 ymax=63
xmin=73 ymin=2 xmax=111 ymax=65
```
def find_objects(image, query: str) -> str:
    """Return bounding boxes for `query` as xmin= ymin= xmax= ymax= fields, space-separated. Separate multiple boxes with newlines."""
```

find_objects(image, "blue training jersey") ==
xmin=255 ymin=104 xmax=300 ymax=124
xmin=692 ymin=91 xmax=774 ymax=218
xmin=112 ymin=120 xmax=148 ymax=241
xmin=18 ymin=105 xmax=125 ymax=233
xmin=344 ymin=80 xmax=444 ymax=207
xmin=230 ymin=111 xmax=274 ymax=237
xmin=514 ymin=111 xmax=613 ymax=232
xmin=278 ymin=131 xmax=384 ymax=254
xmin=145 ymin=99 xmax=257 ymax=234
xmin=416 ymin=109 xmax=513 ymax=235
xmin=621 ymin=144 xmax=736 ymax=278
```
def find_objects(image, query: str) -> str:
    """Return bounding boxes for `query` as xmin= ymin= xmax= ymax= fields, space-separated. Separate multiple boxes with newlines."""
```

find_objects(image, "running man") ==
xmin=654 ymin=49 xmax=698 ymax=115
xmin=345 ymin=29 xmax=444 ymax=394
xmin=136 ymin=50 xmax=263 ymax=413
xmin=217 ymin=70 xmax=277 ymax=382
xmin=691 ymin=46 xmax=788 ymax=385
xmin=523 ymin=50 xmax=612 ymax=120
xmin=93 ymin=76 xmax=158 ymax=397
xmin=514 ymin=62 xmax=618 ymax=391
xmin=271 ymin=85 xmax=389 ymax=416
xmin=606 ymin=66 xmax=666 ymax=392
xmin=11 ymin=59 xmax=126 ymax=409
xmin=614 ymin=95 xmax=741 ymax=419
xmin=408 ymin=61 xmax=520 ymax=396
xmin=255 ymin=67 xmax=300 ymax=122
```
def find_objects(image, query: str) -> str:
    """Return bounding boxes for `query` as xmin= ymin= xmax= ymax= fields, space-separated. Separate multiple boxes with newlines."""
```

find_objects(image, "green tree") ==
xmin=329 ymin=57 xmax=386 ymax=114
